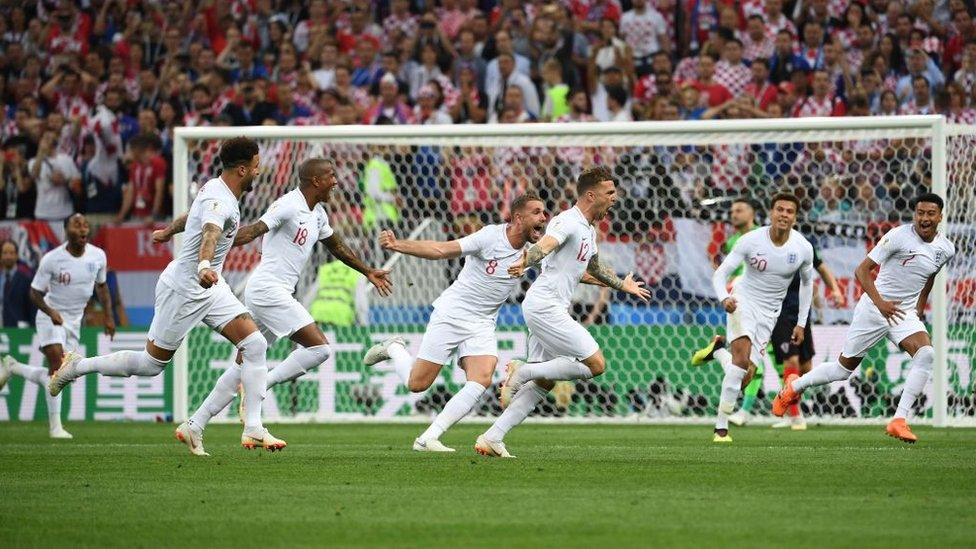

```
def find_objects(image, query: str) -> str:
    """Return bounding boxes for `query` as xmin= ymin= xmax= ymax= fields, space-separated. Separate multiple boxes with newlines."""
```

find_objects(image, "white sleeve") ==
xmin=30 ymin=255 xmax=52 ymax=293
xmin=317 ymin=211 xmax=335 ymax=241
xmin=61 ymin=155 xmax=81 ymax=180
xmin=712 ymin=235 xmax=749 ymax=302
xmin=545 ymin=215 xmax=571 ymax=246
xmin=458 ymin=226 xmax=494 ymax=257
xmin=199 ymin=196 xmax=232 ymax=230
xmin=96 ymin=252 xmax=108 ymax=284
xmin=259 ymin=199 xmax=289 ymax=232
xmin=797 ymin=246 xmax=814 ymax=327
xmin=867 ymin=227 xmax=900 ymax=265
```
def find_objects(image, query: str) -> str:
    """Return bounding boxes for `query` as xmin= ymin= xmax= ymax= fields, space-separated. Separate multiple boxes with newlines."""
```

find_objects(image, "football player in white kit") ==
xmin=160 ymin=158 xmax=392 ymax=455
xmin=0 ymin=214 xmax=114 ymax=439
xmin=362 ymin=193 xmax=553 ymax=452
xmin=709 ymin=193 xmax=814 ymax=443
xmin=47 ymin=137 xmax=287 ymax=451
xmin=476 ymin=166 xmax=651 ymax=458
xmin=774 ymin=193 xmax=955 ymax=443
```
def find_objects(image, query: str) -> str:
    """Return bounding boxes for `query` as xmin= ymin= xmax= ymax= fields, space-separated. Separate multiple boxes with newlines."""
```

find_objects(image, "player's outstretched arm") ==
xmin=585 ymin=254 xmax=651 ymax=303
xmin=324 ymin=233 xmax=393 ymax=297
xmin=232 ymin=221 xmax=269 ymax=247
xmin=854 ymin=257 xmax=904 ymax=324
xmin=152 ymin=213 xmax=188 ymax=243
xmin=581 ymin=272 xmax=607 ymax=286
xmin=29 ymin=288 xmax=63 ymax=325
xmin=95 ymin=281 xmax=116 ymax=339
xmin=508 ymin=235 xmax=560 ymax=277
xmin=378 ymin=229 xmax=462 ymax=260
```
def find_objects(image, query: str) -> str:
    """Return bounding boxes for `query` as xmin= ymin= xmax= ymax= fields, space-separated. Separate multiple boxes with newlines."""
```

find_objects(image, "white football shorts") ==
xmin=522 ymin=296 xmax=600 ymax=362
xmin=35 ymin=311 xmax=82 ymax=352
xmin=148 ymin=278 xmax=249 ymax=351
xmin=416 ymin=309 xmax=498 ymax=365
xmin=842 ymin=295 xmax=927 ymax=358
xmin=725 ymin=299 xmax=777 ymax=366
xmin=244 ymin=284 xmax=315 ymax=346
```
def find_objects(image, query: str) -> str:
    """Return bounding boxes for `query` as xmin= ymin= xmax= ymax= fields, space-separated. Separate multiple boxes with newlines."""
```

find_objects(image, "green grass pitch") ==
xmin=1 ymin=422 xmax=974 ymax=548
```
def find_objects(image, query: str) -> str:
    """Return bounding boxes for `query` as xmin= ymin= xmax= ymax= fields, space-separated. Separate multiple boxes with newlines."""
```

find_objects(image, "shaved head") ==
xmin=298 ymin=158 xmax=335 ymax=188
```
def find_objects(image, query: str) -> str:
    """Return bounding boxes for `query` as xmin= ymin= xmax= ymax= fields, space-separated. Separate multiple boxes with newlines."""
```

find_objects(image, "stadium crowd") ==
xmin=0 ymin=0 xmax=960 ymax=254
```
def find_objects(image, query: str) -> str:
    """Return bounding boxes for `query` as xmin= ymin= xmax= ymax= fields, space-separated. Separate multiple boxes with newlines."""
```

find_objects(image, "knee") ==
xmin=135 ymin=351 xmax=168 ymax=377
xmin=306 ymin=344 xmax=332 ymax=364
xmin=913 ymin=345 xmax=935 ymax=372
xmin=238 ymin=332 xmax=268 ymax=360
xmin=466 ymin=367 xmax=494 ymax=387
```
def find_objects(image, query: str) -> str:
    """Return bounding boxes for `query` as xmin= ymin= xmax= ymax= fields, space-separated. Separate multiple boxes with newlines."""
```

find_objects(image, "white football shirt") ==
xmin=159 ymin=176 xmax=241 ymax=299
xmin=248 ymin=188 xmax=334 ymax=294
xmin=713 ymin=227 xmax=814 ymax=322
xmin=525 ymin=206 xmax=597 ymax=309
xmin=432 ymin=223 xmax=524 ymax=320
xmin=867 ymin=224 xmax=955 ymax=308
xmin=31 ymin=243 xmax=107 ymax=318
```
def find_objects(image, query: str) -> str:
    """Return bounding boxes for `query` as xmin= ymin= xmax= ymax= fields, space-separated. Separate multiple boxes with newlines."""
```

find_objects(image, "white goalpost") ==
xmin=171 ymin=116 xmax=976 ymax=427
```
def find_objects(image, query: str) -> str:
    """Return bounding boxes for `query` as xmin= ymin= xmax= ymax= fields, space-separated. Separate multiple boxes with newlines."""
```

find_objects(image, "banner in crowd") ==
xmin=3 ymin=325 xmax=972 ymax=422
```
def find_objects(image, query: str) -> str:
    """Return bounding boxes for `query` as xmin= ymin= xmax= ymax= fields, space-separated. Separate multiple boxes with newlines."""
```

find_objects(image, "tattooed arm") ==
xmin=585 ymin=254 xmax=651 ymax=303
xmin=507 ymin=235 xmax=561 ymax=277
xmin=585 ymin=253 xmax=624 ymax=290
xmin=152 ymin=213 xmax=188 ymax=243
xmin=197 ymin=223 xmax=221 ymax=288
xmin=324 ymin=233 xmax=393 ymax=296
xmin=233 ymin=221 xmax=269 ymax=246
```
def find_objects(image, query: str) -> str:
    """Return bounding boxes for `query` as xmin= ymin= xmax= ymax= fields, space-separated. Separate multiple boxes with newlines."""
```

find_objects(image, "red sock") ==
xmin=783 ymin=365 xmax=801 ymax=417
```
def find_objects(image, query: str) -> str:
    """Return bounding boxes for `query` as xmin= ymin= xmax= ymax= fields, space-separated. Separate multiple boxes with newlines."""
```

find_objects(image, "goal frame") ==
xmin=172 ymin=115 xmax=964 ymax=426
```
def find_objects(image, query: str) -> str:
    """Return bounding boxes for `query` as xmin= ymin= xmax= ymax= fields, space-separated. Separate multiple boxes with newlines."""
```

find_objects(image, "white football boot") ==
xmin=362 ymin=337 xmax=407 ymax=367
xmin=499 ymin=359 xmax=525 ymax=409
xmin=175 ymin=422 xmax=209 ymax=456
xmin=0 ymin=355 xmax=14 ymax=390
xmin=49 ymin=427 xmax=73 ymax=439
xmin=413 ymin=438 xmax=456 ymax=452
xmin=241 ymin=428 xmax=287 ymax=452
xmin=48 ymin=351 xmax=83 ymax=397
xmin=474 ymin=434 xmax=515 ymax=458
xmin=728 ymin=410 xmax=749 ymax=426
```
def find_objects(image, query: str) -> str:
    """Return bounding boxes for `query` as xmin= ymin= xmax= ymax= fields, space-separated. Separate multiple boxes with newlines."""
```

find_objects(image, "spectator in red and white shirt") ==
xmin=743 ymin=58 xmax=778 ymax=109
xmin=764 ymin=0 xmax=797 ymax=36
xmin=793 ymin=69 xmax=847 ymax=116
xmin=944 ymin=9 xmax=976 ymax=75
xmin=952 ymin=41 xmax=976 ymax=99
xmin=183 ymin=84 xmax=216 ymax=127
xmin=846 ymin=24 xmax=878 ymax=72
xmin=689 ymin=54 xmax=734 ymax=107
xmin=40 ymin=66 xmax=91 ymax=121
xmin=117 ymin=134 xmax=166 ymax=223
xmin=414 ymin=85 xmax=454 ymax=125
xmin=899 ymin=74 xmax=935 ymax=114
xmin=715 ymin=39 xmax=752 ymax=96
xmin=943 ymin=81 xmax=976 ymax=123
xmin=741 ymin=14 xmax=775 ymax=62
xmin=383 ymin=0 xmax=419 ymax=44
xmin=363 ymin=73 xmax=415 ymax=125
xmin=293 ymin=0 xmax=329 ymax=54
xmin=45 ymin=2 xmax=92 ymax=69
xmin=619 ymin=0 xmax=670 ymax=75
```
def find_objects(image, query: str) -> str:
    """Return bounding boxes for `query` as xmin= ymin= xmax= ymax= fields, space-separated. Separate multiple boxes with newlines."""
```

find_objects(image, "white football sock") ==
xmin=267 ymin=344 xmax=331 ymax=387
xmin=792 ymin=360 xmax=852 ymax=392
xmin=75 ymin=350 xmax=167 ymax=378
xmin=895 ymin=346 xmax=934 ymax=420
xmin=188 ymin=365 xmax=242 ymax=433
xmin=388 ymin=342 xmax=413 ymax=385
xmin=419 ymin=381 xmax=486 ymax=442
xmin=9 ymin=360 xmax=48 ymax=385
xmin=8 ymin=361 xmax=64 ymax=432
xmin=714 ymin=348 xmax=733 ymax=374
xmin=517 ymin=356 xmax=593 ymax=383
xmin=484 ymin=382 xmax=548 ymax=442
xmin=47 ymin=393 xmax=63 ymax=432
xmin=238 ymin=332 xmax=269 ymax=432
xmin=716 ymin=365 xmax=747 ymax=430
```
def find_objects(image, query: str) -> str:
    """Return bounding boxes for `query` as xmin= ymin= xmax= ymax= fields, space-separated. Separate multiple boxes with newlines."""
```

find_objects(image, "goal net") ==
xmin=172 ymin=117 xmax=976 ymax=426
